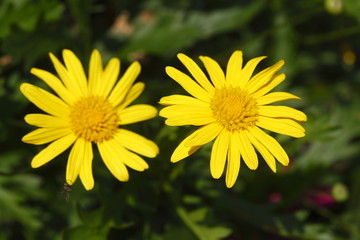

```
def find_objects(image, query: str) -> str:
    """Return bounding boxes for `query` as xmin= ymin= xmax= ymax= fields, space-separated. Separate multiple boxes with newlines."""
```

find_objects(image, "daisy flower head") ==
xmin=159 ymin=51 xmax=306 ymax=188
xmin=21 ymin=49 xmax=159 ymax=190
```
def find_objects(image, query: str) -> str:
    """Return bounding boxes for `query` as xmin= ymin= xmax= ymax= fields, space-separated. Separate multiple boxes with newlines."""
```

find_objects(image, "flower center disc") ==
xmin=211 ymin=87 xmax=258 ymax=132
xmin=70 ymin=96 xmax=119 ymax=143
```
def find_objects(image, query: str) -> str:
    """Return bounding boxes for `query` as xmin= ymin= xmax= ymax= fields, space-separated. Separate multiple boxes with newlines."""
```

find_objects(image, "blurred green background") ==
xmin=1 ymin=0 xmax=360 ymax=239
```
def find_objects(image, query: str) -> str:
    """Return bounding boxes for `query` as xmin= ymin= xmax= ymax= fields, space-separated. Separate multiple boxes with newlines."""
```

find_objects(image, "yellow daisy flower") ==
xmin=159 ymin=51 xmax=306 ymax=188
xmin=21 ymin=49 xmax=159 ymax=190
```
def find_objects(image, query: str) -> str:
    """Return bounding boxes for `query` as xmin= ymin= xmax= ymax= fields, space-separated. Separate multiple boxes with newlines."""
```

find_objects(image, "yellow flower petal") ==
xmin=165 ymin=66 xmax=212 ymax=103
xmin=98 ymin=140 xmax=129 ymax=181
xmin=258 ymin=106 xmax=307 ymax=121
xmin=245 ymin=130 xmax=276 ymax=172
xmin=257 ymin=116 xmax=305 ymax=138
xmin=118 ymin=82 xmax=145 ymax=110
xmin=251 ymin=73 xmax=286 ymax=98
xmin=120 ymin=147 xmax=149 ymax=171
xmin=226 ymin=50 xmax=243 ymax=87
xmin=247 ymin=60 xmax=284 ymax=93
xmin=20 ymin=83 xmax=70 ymax=117
xmin=30 ymin=68 xmax=75 ymax=105
xmin=24 ymin=114 xmax=68 ymax=128
xmin=88 ymin=49 xmax=103 ymax=94
xmin=185 ymin=123 xmax=222 ymax=147
xmin=171 ymin=132 xmax=202 ymax=163
xmin=210 ymin=130 xmax=230 ymax=179
xmin=160 ymin=105 xmax=213 ymax=126
xmin=66 ymin=138 xmax=87 ymax=185
xmin=79 ymin=141 xmax=94 ymax=190
xmin=97 ymin=58 xmax=120 ymax=98
xmin=199 ymin=56 xmax=225 ymax=89
xmin=31 ymin=133 xmax=76 ymax=168
xmin=165 ymin=117 xmax=213 ymax=127
xmin=256 ymin=92 xmax=300 ymax=105
xmin=238 ymin=132 xmax=258 ymax=170
xmin=115 ymin=129 xmax=159 ymax=158
xmin=237 ymin=56 xmax=267 ymax=88
xmin=107 ymin=137 xmax=149 ymax=171
xmin=159 ymin=95 xmax=208 ymax=107
xmin=62 ymin=49 xmax=88 ymax=96
xmin=22 ymin=127 xmax=72 ymax=145
xmin=49 ymin=52 xmax=82 ymax=98
xmin=118 ymin=104 xmax=157 ymax=125
xmin=225 ymin=135 xmax=241 ymax=188
xmin=108 ymin=61 xmax=141 ymax=107
xmin=177 ymin=53 xmax=215 ymax=94
xmin=249 ymin=127 xmax=289 ymax=166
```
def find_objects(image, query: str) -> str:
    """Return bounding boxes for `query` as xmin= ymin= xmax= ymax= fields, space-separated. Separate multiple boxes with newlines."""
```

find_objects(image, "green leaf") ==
xmin=63 ymin=224 xmax=111 ymax=240
xmin=176 ymin=207 xmax=231 ymax=240
xmin=40 ymin=0 xmax=65 ymax=22
xmin=294 ymin=95 xmax=360 ymax=169
xmin=344 ymin=0 xmax=360 ymax=22
xmin=118 ymin=0 xmax=265 ymax=58
xmin=1 ymin=28 xmax=68 ymax=68
xmin=13 ymin=4 xmax=40 ymax=32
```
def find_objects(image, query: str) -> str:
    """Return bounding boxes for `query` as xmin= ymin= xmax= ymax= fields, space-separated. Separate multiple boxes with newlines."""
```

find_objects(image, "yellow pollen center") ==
xmin=211 ymin=87 xmax=258 ymax=132
xmin=69 ymin=96 xmax=119 ymax=143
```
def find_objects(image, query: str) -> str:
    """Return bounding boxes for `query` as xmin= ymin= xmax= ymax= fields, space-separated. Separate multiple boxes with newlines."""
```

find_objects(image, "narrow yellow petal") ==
xmin=110 ymin=133 xmax=150 ymax=170
xmin=22 ymin=127 xmax=72 ymax=145
xmin=24 ymin=114 xmax=68 ymax=128
xmin=237 ymin=56 xmax=267 ymax=88
xmin=118 ymin=82 xmax=145 ymax=110
xmin=185 ymin=123 xmax=222 ymax=147
xmin=247 ymin=60 xmax=284 ymax=93
xmin=225 ymin=135 xmax=241 ymax=188
xmin=165 ymin=66 xmax=212 ymax=103
xmin=177 ymin=53 xmax=215 ymax=94
xmin=171 ymin=132 xmax=202 ymax=163
xmin=238 ymin=132 xmax=258 ymax=170
xmin=165 ymin=117 xmax=213 ymax=126
xmin=49 ymin=52 xmax=82 ymax=98
xmin=249 ymin=127 xmax=289 ymax=166
xmin=199 ymin=56 xmax=225 ymax=89
xmin=251 ymin=73 xmax=286 ymax=99
xmin=30 ymin=68 xmax=75 ymax=105
xmin=20 ymin=83 xmax=70 ymax=117
xmin=79 ymin=141 xmax=94 ymax=190
xmin=88 ymin=49 xmax=103 ymax=94
xmin=256 ymin=92 xmax=300 ymax=105
xmin=257 ymin=116 xmax=305 ymax=138
xmin=160 ymin=105 xmax=213 ymax=126
xmin=160 ymin=105 xmax=210 ymax=117
xmin=258 ymin=106 xmax=307 ymax=121
xmin=97 ymin=58 xmax=120 ymax=98
xmin=164 ymin=118 xmax=212 ymax=126
xmin=226 ymin=51 xmax=243 ymax=87
xmin=66 ymin=138 xmax=86 ymax=185
xmin=120 ymin=148 xmax=149 ymax=171
xmin=115 ymin=146 xmax=149 ymax=171
xmin=62 ymin=49 xmax=88 ymax=96
xmin=118 ymin=104 xmax=157 ymax=125
xmin=31 ymin=133 xmax=76 ymax=168
xmin=245 ymin=130 xmax=276 ymax=172
xmin=115 ymin=129 xmax=159 ymax=158
xmin=210 ymin=130 xmax=229 ymax=179
xmin=159 ymin=95 xmax=208 ymax=107
xmin=108 ymin=61 xmax=141 ymax=107
xmin=98 ymin=140 xmax=129 ymax=181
